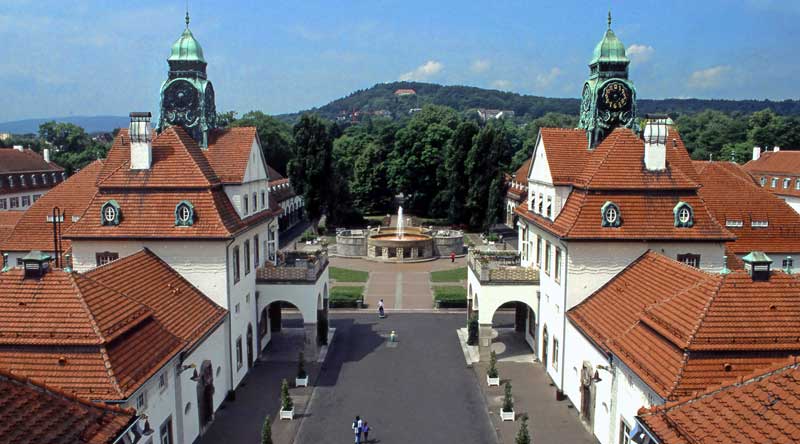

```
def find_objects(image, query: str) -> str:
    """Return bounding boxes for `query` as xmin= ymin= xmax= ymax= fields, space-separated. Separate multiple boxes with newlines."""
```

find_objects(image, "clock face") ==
xmin=581 ymin=84 xmax=592 ymax=112
xmin=600 ymin=81 xmax=631 ymax=111
xmin=164 ymin=80 xmax=199 ymax=127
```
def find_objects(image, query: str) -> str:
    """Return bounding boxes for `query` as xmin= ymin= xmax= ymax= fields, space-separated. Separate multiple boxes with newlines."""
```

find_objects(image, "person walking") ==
xmin=362 ymin=421 xmax=371 ymax=443
xmin=378 ymin=299 xmax=385 ymax=318
xmin=352 ymin=416 xmax=362 ymax=443
xmin=450 ymin=251 xmax=456 ymax=263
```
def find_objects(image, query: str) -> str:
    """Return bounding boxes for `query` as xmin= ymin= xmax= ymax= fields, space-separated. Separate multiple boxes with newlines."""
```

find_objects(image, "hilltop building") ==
xmin=745 ymin=147 xmax=800 ymax=214
xmin=0 ymin=145 xmax=64 ymax=211
xmin=505 ymin=159 xmax=530 ymax=227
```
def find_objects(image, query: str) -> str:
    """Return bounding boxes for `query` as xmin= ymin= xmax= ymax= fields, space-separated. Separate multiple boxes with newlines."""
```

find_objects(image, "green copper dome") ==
xmin=168 ymin=14 xmax=206 ymax=63
xmin=591 ymin=28 xmax=628 ymax=64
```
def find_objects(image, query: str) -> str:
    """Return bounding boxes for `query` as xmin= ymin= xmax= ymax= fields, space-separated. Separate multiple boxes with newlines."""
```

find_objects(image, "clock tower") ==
xmin=578 ymin=13 xmax=638 ymax=149
xmin=158 ymin=12 xmax=217 ymax=148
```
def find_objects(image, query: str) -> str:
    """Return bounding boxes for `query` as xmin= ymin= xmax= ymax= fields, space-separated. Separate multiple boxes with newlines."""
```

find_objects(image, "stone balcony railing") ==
xmin=257 ymin=250 xmax=329 ymax=283
xmin=468 ymin=250 xmax=539 ymax=285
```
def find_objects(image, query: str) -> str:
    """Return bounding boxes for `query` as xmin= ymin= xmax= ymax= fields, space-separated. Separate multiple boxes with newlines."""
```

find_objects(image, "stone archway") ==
xmin=197 ymin=360 xmax=215 ymax=432
xmin=478 ymin=300 xmax=537 ymax=362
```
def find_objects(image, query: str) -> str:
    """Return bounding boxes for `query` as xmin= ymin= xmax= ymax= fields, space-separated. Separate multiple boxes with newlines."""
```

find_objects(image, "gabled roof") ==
xmin=514 ymin=158 xmax=531 ymax=184
xmin=1 ymin=160 xmax=103 ymax=253
xmin=0 ymin=148 xmax=63 ymax=174
xmin=205 ymin=127 xmax=259 ymax=184
xmin=0 ymin=369 xmax=136 ymax=444
xmin=638 ymin=358 xmax=800 ymax=444
xmin=744 ymin=150 xmax=800 ymax=176
xmin=693 ymin=161 xmax=800 ymax=254
xmin=568 ymin=250 xmax=800 ymax=400
xmin=97 ymin=127 xmax=219 ymax=189
xmin=0 ymin=211 xmax=23 ymax=245
xmin=267 ymin=164 xmax=285 ymax=183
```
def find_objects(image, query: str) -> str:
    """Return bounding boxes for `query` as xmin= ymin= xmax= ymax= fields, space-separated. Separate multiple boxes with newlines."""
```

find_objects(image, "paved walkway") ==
xmin=330 ymin=256 xmax=466 ymax=310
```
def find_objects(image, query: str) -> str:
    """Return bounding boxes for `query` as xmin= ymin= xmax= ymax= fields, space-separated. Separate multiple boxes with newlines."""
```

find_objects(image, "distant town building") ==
xmin=744 ymin=147 xmax=800 ymax=214
xmin=0 ymin=146 xmax=65 ymax=211
xmin=394 ymin=88 xmax=416 ymax=96
xmin=476 ymin=108 xmax=515 ymax=121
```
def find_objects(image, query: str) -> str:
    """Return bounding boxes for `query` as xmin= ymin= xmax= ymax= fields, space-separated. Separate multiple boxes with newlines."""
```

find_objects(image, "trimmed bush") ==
xmin=488 ymin=351 xmax=499 ymax=378
xmin=433 ymin=286 xmax=467 ymax=308
xmin=329 ymin=286 xmax=364 ymax=308
xmin=261 ymin=415 xmax=273 ymax=444
xmin=467 ymin=315 xmax=479 ymax=346
xmin=515 ymin=415 xmax=530 ymax=444
xmin=297 ymin=351 xmax=307 ymax=379
xmin=280 ymin=379 xmax=293 ymax=411
xmin=503 ymin=382 xmax=514 ymax=412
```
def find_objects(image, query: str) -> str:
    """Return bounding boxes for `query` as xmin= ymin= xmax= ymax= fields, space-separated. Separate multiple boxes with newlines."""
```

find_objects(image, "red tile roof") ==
xmin=0 ymin=250 xmax=225 ymax=400
xmin=0 ymin=211 xmax=23 ymax=245
xmin=638 ymin=358 xmax=800 ymax=444
xmin=1 ymin=160 xmax=103 ymax=253
xmin=506 ymin=160 xmax=530 ymax=203
xmin=515 ymin=127 xmax=730 ymax=241
xmin=0 ymin=368 xmax=136 ymax=444
xmin=205 ymin=127 xmax=259 ymax=184
xmin=0 ymin=148 xmax=63 ymax=174
xmin=64 ymin=128 xmax=280 ymax=241
xmin=694 ymin=161 xmax=800 ymax=254
xmin=744 ymin=150 xmax=800 ymax=198
xmin=569 ymin=251 xmax=800 ymax=400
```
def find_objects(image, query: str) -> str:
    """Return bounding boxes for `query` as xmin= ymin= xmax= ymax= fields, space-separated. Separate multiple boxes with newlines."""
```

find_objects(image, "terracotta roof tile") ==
xmin=0 ymin=211 xmax=23 ymax=244
xmin=744 ymin=151 xmax=800 ymax=199
xmin=204 ymin=127 xmax=258 ymax=184
xmin=0 ymin=368 xmax=136 ymax=444
xmin=569 ymin=251 xmax=800 ymax=400
xmin=0 ymin=148 xmax=63 ymax=174
xmin=693 ymin=161 xmax=800 ymax=254
xmin=639 ymin=359 xmax=800 ymax=444
xmin=97 ymin=127 xmax=219 ymax=189
xmin=1 ymin=161 xmax=102 ymax=253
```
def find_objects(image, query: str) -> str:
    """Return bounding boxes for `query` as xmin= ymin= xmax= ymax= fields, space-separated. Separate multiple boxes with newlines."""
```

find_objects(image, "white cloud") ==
xmin=399 ymin=60 xmax=444 ymax=81
xmin=491 ymin=79 xmax=512 ymax=90
xmin=627 ymin=44 xmax=654 ymax=63
xmin=535 ymin=67 xmax=562 ymax=89
xmin=688 ymin=65 xmax=731 ymax=89
xmin=471 ymin=59 xmax=491 ymax=73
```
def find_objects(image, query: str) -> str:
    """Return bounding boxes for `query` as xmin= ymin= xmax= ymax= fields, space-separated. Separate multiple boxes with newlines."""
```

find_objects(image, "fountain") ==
xmin=397 ymin=206 xmax=404 ymax=240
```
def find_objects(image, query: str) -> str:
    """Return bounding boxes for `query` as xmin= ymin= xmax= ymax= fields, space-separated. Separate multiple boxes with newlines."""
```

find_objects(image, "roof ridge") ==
xmin=72 ymin=272 xmax=154 ymax=343
xmin=666 ymin=350 xmax=692 ymax=400
xmin=684 ymin=276 xmax=726 ymax=348
xmin=582 ymin=130 xmax=620 ymax=188
xmin=562 ymin=190 xmax=587 ymax=236
xmin=66 ymin=273 xmax=107 ymax=344
xmin=98 ymin=344 xmax=127 ymax=399
xmin=640 ymin=275 xmax=721 ymax=347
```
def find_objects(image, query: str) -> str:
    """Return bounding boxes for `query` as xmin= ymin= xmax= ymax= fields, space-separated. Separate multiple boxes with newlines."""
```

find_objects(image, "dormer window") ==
xmin=673 ymin=202 xmax=694 ymax=228
xmin=760 ymin=177 xmax=766 ymax=187
xmin=101 ymin=200 xmax=121 ymax=226
xmin=42 ymin=173 xmax=48 ymax=185
xmin=546 ymin=196 xmax=552 ymax=218
xmin=784 ymin=178 xmax=791 ymax=189
xmin=31 ymin=175 xmax=37 ymax=186
xmin=174 ymin=200 xmax=195 ymax=226
xmin=243 ymin=195 xmax=249 ymax=215
xmin=19 ymin=175 xmax=26 ymax=187
xmin=796 ymin=179 xmax=800 ymax=190
xmin=601 ymin=201 xmax=622 ymax=227
xmin=771 ymin=178 xmax=778 ymax=188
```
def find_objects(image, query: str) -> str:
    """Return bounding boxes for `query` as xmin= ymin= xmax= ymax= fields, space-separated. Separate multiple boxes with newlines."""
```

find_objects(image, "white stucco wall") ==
xmin=123 ymin=356 xmax=180 ymax=444
xmin=610 ymin=358 xmax=663 ymax=444
xmin=177 ymin=321 xmax=231 ymax=444
xmin=223 ymin=139 xmax=271 ymax=218
xmin=781 ymin=195 xmax=800 ymax=215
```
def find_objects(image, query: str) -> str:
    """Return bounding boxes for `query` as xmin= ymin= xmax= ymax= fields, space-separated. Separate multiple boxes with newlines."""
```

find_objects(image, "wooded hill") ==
xmin=278 ymin=81 xmax=800 ymax=123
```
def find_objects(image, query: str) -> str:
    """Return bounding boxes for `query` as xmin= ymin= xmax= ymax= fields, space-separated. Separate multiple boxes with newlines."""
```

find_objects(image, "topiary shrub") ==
xmin=503 ymin=382 xmax=514 ymax=412
xmin=488 ymin=350 xmax=499 ymax=378
xmin=280 ymin=379 xmax=293 ymax=411
xmin=515 ymin=415 xmax=530 ymax=444
xmin=261 ymin=415 xmax=273 ymax=444
xmin=297 ymin=351 xmax=307 ymax=379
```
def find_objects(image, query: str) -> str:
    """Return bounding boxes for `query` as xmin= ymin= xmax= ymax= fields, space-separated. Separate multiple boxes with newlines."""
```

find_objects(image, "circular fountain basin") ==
xmin=367 ymin=228 xmax=434 ymax=262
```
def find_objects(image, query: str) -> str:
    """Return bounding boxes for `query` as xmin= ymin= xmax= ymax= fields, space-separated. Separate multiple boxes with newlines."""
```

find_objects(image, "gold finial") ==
xmin=608 ymin=10 xmax=612 ymax=29
xmin=185 ymin=0 xmax=190 ymax=28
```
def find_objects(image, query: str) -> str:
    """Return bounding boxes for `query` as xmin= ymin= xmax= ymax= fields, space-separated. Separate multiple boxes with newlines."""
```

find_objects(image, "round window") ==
xmin=678 ymin=207 xmax=691 ymax=224
xmin=604 ymin=206 xmax=618 ymax=224
xmin=103 ymin=206 xmax=116 ymax=222
xmin=179 ymin=205 xmax=191 ymax=223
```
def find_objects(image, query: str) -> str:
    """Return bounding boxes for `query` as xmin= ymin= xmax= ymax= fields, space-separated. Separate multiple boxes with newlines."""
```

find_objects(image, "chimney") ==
xmin=752 ymin=146 xmax=761 ymax=161
xmin=643 ymin=120 xmax=667 ymax=171
xmin=129 ymin=112 xmax=153 ymax=170
xmin=742 ymin=251 xmax=772 ymax=281
xmin=43 ymin=147 xmax=51 ymax=163
xmin=13 ymin=145 xmax=23 ymax=151
xmin=21 ymin=250 xmax=51 ymax=280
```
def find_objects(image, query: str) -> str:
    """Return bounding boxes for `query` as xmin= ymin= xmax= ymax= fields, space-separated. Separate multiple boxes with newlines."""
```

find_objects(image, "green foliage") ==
xmin=515 ymin=415 xmax=531 ymax=444
xmin=329 ymin=267 xmax=369 ymax=282
xmin=288 ymin=114 xmax=335 ymax=232
xmin=261 ymin=415 xmax=273 ymax=444
xmin=228 ymin=111 xmax=294 ymax=175
xmin=280 ymin=379 xmax=293 ymax=411
xmin=503 ymin=382 xmax=514 ymax=412
xmin=445 ymin=121 xmax=479 ymax=224
xmin=329 ymin=286 xmax=365 ymax=307
xmin=38 ymin=121 xmax=91 ymax=152
xmin=429 ymin=267 xmax=467 ymax=282
xmin=488 ymin=350 xmax=499 ymax=378
xmin=467 ymin=315 xmax=479 ymax=346
xmin=433 ymin=286 xmax=467 ymax=307
xmin=297 ymin=351 xmax=307 ymax=379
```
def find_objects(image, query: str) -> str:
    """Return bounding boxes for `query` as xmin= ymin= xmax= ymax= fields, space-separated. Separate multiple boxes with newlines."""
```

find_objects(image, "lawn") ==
xmin=430 ymin=267 xmax=467 ymax=283
xmin=330 ymin=266 xmax=369 ymax=282
xmin=330 ymin=286 xmax=365 ymax=308
xmin=433 ymin=286 xmax=467 ymax=308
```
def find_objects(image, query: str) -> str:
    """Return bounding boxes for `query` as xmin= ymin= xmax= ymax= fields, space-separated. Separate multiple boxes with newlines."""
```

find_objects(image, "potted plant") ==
xmin=261 ymin=415 xmax=273 ymax=444
xmin=487 ymin=350 xmax=500 ymax=386
xmin=515 ymin=415 xmax=530 ymax=444
xmin=295 ymin=351 xmax=309 ymax=387
xmin=467 ymin=316 xmax=479 ymax=346
xmin=501 ymin=382 xmax=515 ymax=421
xmin=279 ymin=379 xmax=294 ymax=420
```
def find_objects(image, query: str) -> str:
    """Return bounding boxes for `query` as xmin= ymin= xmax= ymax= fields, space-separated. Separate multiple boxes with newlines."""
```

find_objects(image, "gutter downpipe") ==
xmin=559 ymin=239 xmax=568 ymax=400
xmin=225 ymin=236 xmax=236 ymax=399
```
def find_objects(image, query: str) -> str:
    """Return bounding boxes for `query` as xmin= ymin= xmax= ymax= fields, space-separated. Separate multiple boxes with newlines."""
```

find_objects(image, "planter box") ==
xmin=280 ymin=408 xmax=294 ymax=420
xmin=500 ymin=409 xmax=515 ymax=421
xmin=487 ymin=375 xmax=500 ymax=387
xmin=295 ymin=376 xmax=309 ymax=387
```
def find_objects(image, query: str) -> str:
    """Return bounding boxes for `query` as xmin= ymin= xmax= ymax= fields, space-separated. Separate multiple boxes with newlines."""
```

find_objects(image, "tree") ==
xmin=445 ymin=121 xmax=479 ymax=225
xmin=38 ymin=121 xmax=91 ymax=152
xmin=288 ymin=114 xmax=334 ymax=233
xmin=230 ymin=111 xmax=294 ymax=175
xmin=485 ymin=174 xmax=506 ymax=228
xmin=350 ymin=139 xmax=392 ymax=214
xmin=503 ymin=381 xmax=514 ymax=412
xmin=261 ymin=415 xmax=273 ymax=444
xmin=487 ymin=350 xmax=499 ymax=378
xmin=280 ymin=379 xmax=293 ymax=411
xmin=515 ymin=415 xmax=531 ymax=444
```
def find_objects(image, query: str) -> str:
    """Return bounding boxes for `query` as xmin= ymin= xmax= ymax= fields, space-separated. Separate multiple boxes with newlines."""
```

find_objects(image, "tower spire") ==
xmin=185 ymin=1 xmax=190 ymax=28
xmin=608 ymin=10 xmax=612 ymax=29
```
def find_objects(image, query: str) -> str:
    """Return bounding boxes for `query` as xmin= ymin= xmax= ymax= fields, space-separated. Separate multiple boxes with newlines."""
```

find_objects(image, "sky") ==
xmin=1 ymin=0 xmax=799 ymax=122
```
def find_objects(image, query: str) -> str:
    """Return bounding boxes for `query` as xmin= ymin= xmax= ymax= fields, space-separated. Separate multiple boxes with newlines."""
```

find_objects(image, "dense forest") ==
xmin=3 ymin=84 xmax=800 ymax=232
xmin=278 ymin=81 xmax=800 ymax=124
